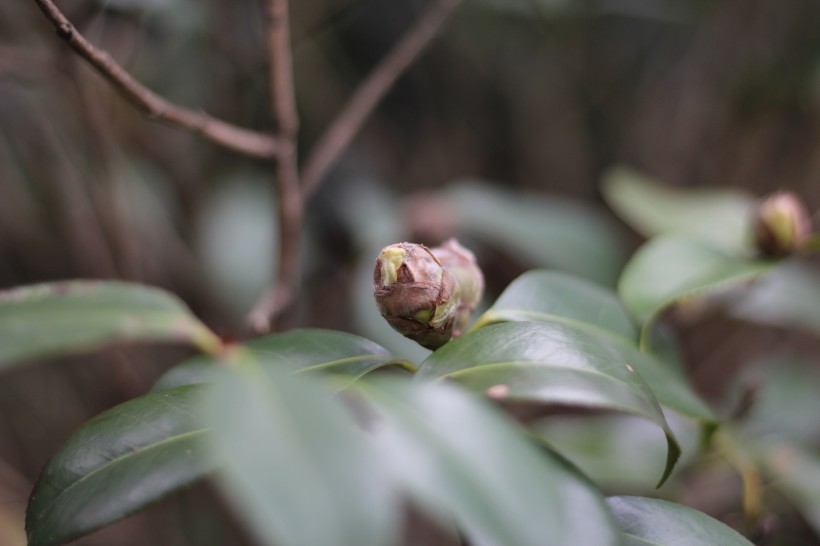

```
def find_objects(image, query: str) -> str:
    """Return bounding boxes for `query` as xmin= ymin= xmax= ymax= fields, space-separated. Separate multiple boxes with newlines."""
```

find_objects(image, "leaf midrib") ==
xmin=291 ymin=354 xmax=417 ymax=374
xmin=28 ymin=428 xmax=209 ymax=537
xmin=476 ymin=309 xmax=636 ymax=346
xmin=623 ymin=532 xmax=666 ymax=546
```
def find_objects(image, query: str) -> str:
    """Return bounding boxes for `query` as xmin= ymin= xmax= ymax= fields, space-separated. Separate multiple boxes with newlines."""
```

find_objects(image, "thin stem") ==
xmin=33 ymin=0 xmax=464 ymax=334
xmin=300 ymin=0 xmax=463 ymax=197
xmin=248 ymin=0 xmax=303 ymax=333
xmin=715 ymin=429 xmax=763 ymax=524
xmin=31 ymin=0 xmax=279 ymax=158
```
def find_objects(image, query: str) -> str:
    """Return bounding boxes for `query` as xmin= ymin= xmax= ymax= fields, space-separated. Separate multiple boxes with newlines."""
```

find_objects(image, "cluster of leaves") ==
xmin=5 ymin=169 xmax=820 ymax=545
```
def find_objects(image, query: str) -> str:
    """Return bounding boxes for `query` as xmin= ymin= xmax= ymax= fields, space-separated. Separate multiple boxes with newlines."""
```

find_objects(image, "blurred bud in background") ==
xmin=753 ymin=192 xmax=811 ymax=257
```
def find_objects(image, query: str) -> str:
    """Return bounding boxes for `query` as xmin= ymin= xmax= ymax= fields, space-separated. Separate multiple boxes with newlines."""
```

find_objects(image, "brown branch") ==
xmin=248 ymin=0 xmax=303 ymax=333
xmin=31 ymin=0 xmax=279 ymax=158
xmin=33 ymin=0 xmax=463 ymax=334
xmin=300 ymin=0 xmax=463 ymax=196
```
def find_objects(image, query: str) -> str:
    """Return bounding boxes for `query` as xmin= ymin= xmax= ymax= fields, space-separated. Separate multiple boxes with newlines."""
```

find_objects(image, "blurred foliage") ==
xmin=3 ymin=0 xmax=820 ymax=544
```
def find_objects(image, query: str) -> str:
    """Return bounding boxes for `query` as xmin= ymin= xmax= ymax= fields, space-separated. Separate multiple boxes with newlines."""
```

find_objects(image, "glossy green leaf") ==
xmin=602 ymin=166 xmax=754 ymax=252
xmin=730 ymin=262 xmax=820 ymax=336
xmin=606 ymin=496 xmax=754 ymax=545
xmin=153 ymin=328 xmax=414 ymax=391
xmin=471 ymin=269 xmax=637 ymax=341
xmin=357 ymin=378 xmax=623 ymax=546
xmin=416 ymin=321 xmax=717 ymax=485
xmin=618 ymin=235 xmax=772 ymax=324
xmin=204 ymin=361 xmax=396 ymax=546
xmin=419 ymin=321 xmax=713 ymax=420
xmin=443 ymin=181 xmax=628 ymax=287
xmin=26 ymin=386 xmax=215 ymax=546
xmin=0 ymin=281 xmax=220 ymax=371
xmin=642 ymin=323 xmax=687 ymax=378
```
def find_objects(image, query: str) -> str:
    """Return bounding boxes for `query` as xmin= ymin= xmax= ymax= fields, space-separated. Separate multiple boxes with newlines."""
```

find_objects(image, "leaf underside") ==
xmin=0 ymin=281 xmax=219 ymax=371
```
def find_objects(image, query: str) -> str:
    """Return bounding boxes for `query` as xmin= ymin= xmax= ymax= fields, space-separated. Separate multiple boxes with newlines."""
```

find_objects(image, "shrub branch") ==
xmin=248 ymin=0 xmax=303 ymax=333
xmin=31 ymin=0 xmax=279 ymax=158
xmin=301 ymin=0 xmax=462 ymax=197
xmin=30 ymin=0 xmax=463 ymax=332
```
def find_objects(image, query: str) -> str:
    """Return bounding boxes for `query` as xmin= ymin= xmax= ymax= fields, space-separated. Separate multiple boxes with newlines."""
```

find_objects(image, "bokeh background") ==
xmin=2 ymin=0 xmax=820 ymax=544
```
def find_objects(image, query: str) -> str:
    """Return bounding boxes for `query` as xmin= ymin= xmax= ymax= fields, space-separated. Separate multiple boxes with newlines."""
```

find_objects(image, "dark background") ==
xmin=2 ymin=0 xmax=820 ymax=544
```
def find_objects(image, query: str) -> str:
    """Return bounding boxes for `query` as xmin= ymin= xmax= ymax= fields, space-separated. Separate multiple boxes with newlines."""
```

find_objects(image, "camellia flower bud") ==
xmin=753 ymin=191 xmax=811 ymax=257
xmin=373 ymin=240 xmax=483 ymax=350
xmin=431 ymin=239 xmax=484 ymax=337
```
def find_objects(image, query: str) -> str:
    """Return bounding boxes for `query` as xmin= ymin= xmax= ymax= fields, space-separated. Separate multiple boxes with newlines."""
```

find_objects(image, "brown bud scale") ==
xmin=373 ymin=240 xmax=483 ymax=350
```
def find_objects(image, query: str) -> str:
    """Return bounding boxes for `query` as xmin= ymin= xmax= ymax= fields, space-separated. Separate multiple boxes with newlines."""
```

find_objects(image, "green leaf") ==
xmin=618 ymin=235 xmax=772 ymax=325
xmin=535 ymin=410 xmax=701 ymax=492
xmin=357 ymin=378 xmax=623 ymax=546
xmin=601 ymin=166 xmax=754 ymax=252
xmin=416 ymin=321 xmax=716 ymax=486
xmin=442 ymin=181 xmax=628 ymax=287
xmin=0 ymin=281 xmax=220 ymax=371
xmin=153 ymin=328 xmax=414 ymax=391
xmin=759 ymin=443 xmax=820 ymax=537
xmin=204 ymin=361 xmax=396 ymax=546
xmin=728 ymin=355 xmax=820 ymax=536
xmin=606 ymin=496 xmax=754 ymax=545
xmin=471 ymin=269 xmax=637 ymax=341
xmin=736 ymin=354 xmax=820 ymax=444
xmin=730 ymin=262 xmax=820 ymax=336
xmin=26 ymin=386 xmax=215 ymax=546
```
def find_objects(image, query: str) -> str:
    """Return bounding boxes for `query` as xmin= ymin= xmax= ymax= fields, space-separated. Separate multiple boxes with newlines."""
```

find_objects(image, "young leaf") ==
xmin=0 ymin=281 xmax=221 ymax=371
xmin=357 ymin=378 xmax=623 ymax=546
xmin=601 ymin=166 xmax=754 ymax=252
xmin=606 ymin=496 xmax=754 ymax=545
xmin=204 ymin=361 xmax=397 ymax=546
xmin=416 ymin=321 xmax=716 ymax=486
xmin=153 ymin=328 xmax=414 ymax=391
xmin=618 ymin=235 xmax=772 ymax=325
xmin=26 ymin=386 xmax=215 ymax=546
xmin=471 ymin=269 xmax=637 ymax=341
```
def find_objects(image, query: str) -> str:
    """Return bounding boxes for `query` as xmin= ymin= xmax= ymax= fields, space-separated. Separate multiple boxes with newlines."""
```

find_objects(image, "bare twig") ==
xmin=247 ymin=0 xmax=303 ymax=333
xmin=301 ymin=0 xmax=462 ymax=196
xmin=32 ymin=0 xmax=463 ymax=334
xmin=31 ymin=0 xmax=279 ymax=158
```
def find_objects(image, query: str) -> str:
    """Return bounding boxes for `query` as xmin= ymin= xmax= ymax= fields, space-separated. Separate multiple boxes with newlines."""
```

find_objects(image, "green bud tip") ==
xmin=378 ymin=246 xmax=407 ymax=286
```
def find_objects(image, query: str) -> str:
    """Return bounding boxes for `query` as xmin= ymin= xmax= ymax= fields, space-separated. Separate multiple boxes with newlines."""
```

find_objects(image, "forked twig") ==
xmin=248 ymin=0 xmax=304 ymax=333
xmin=30 ymin=0 xmax=463 ymax=332
xmin=31 ymin=0 xmax=279 ymax=158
